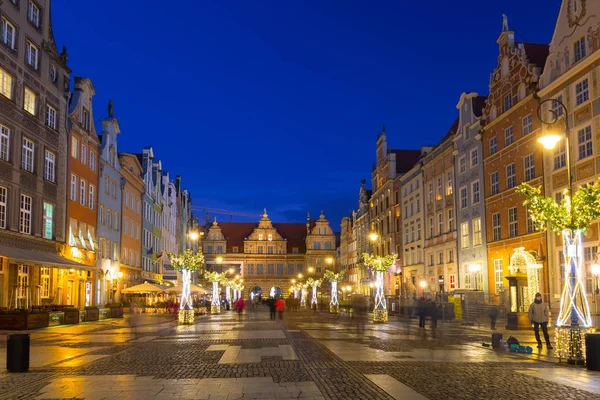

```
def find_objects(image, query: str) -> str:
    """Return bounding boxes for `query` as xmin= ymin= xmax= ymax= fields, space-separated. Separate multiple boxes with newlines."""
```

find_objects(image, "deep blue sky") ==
xmin=52 ymin=0 xmax=561 ymax=229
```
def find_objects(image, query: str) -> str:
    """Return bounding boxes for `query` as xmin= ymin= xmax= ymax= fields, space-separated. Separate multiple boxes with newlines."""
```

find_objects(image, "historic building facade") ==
xmin=96 ymin=112 xmax=123 ymax=304
xmin=399 ymin=147 xmax=430 ymax=297
xmin=118 ymin=152 xmax=144 ymax=293
xmin=454 ymin=93 xmax=488 ymax=291
xmin=138 ymin=147 xmax=162 ymax=283
xmin=481 ymin=17 xmax=549 ymax=300
xmin=64 ymin=77 xmax=99 ymax=307
xmin=0 ymin=0 xmax=74 ymax=308
xmin=538 ymin=0 xmax=600 ymax=302
xmin=160 ymin=171 xmax=177 ymax=282
xmin=202 ymin=210 xmax=335 ymax=298
xmin=423 ymin=123 xmax=458 ymax=294
xmin=351 ymin=180 xmax=371 ymax=294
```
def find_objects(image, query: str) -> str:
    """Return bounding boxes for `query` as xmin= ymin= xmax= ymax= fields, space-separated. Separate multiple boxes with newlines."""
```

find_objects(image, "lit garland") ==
xmin=324 ymin=270 xmax=345 ymax=313
xmin=508 ymin=248 xmax=541 ymax=306
xmin=306 ymin=278 xmax=322 ymax=307
xmin=204 ymin=271 xmax=227 ymax=315
xmin=362 ymin=253 xmax=397 ymax=323
xmin=518 ymin=181 xmax=599 ymax=362
xmin=167 ymin=250 xmax=204 ymax=325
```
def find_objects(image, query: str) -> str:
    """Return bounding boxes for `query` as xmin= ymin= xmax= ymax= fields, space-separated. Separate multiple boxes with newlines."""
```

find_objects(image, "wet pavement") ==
xmin=0 ymin=308 xmax=599 ymax=399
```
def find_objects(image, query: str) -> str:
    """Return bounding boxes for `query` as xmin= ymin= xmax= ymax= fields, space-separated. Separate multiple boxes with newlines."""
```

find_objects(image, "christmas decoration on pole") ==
xmin=363 ymin=253 xmax=397 ymax=323
xmin=300 ymin=282 xmax=308 ymax=307
xmin=167 ymin=249 xmax=204 ymax=325
xmin=204 ymin=271 xmax=226 ymax=315
xmin=517 ymin=180 xmax=600 ymax=363
xmin=324 ymin=270 xmax=345 ymax=313
xmin=306 ymin=278 xmax=322 ymax=310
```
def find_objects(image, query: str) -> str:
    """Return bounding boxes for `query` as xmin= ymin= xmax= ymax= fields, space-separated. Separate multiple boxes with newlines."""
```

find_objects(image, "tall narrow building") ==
xmin=0 ymin=0 xmax=72 ymax=307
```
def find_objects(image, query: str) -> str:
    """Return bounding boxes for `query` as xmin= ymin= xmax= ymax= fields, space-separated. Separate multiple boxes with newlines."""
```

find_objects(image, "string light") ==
xmin=363 ymin=253 xmax=397 ymax=323
xmin=324 ymin=270 xmax=345 ymax=314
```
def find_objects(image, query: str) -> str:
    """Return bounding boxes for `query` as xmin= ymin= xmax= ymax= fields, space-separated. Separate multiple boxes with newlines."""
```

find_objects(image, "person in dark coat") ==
xmin=417 ymin=298 xmax=426 ymax=328
xmin=429 ymin=300 xmax=438 ymax=328
xmin=266 ymin=297 xmax=276 ymax=320
xmin=488 ymin=305 xmax=499 ymax=330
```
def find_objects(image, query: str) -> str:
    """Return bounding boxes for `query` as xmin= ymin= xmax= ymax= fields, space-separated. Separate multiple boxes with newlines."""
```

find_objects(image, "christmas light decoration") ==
xmin=509 ymin=247 xmax=541 ymax=305
xmin=306 ymin=278 xmax=322 ymax=308
xmin=204 ymin=271 xmax=226 ymax=315
xmin=324 ymin=270 xmax=345 ymax=313
xmin=518 ymin=180 xmax=600 ymax=363
xmin=362 ymin=253 xmax=397 ymax=323
xmin=167 ymin=249 xmax=204 ymax=325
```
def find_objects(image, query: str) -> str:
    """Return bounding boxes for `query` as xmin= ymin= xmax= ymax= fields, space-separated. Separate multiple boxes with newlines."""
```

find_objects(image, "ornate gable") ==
xmin=247 ymin=209 xmax=284 ymax=242
xmin=541 ymin=0 xmax=600 ymax=87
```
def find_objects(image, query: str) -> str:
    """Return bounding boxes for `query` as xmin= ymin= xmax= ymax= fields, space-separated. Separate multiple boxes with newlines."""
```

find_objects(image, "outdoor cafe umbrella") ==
xmin=165 ymin=283 xmax=209 ymax=295
xmin=121 ymin=282 xmax=164 ymax=294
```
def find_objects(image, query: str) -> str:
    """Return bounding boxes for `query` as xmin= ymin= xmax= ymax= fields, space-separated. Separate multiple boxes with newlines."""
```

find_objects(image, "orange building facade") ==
xmin=64 ymin=77 xmax=100 ymax=307
xmin=481 ymin=21 xmax=549 ymax=302
xmin=118 ymin=153 xmax=144 ymax=295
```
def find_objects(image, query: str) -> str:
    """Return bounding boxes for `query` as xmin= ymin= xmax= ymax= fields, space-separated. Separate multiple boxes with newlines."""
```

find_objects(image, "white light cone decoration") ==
xmin=324 ymin=269 xmax=344 ymax=314
xmin=226 ymin=286 xmax=231 ymax=306
xmin=311 ymin=286 xmax=317 ymax=306
xmin=212 ymin=281 xmax=221 ymax=314
xmin=362 ymin=253 xmax=396 ymax=323
xmin=301 ymin=287 xmax=307 ymax=307
xmin=167 ymin=249 xmax=204 ymax=325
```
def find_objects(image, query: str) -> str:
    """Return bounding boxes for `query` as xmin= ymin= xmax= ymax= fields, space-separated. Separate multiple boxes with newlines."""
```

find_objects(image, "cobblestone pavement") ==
xmin=0 ymin=309 xmax=600 ymax=399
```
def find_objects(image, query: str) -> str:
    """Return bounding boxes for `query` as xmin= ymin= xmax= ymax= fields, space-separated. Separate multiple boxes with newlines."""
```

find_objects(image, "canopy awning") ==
xmin=164 ymin=284 xmax=209 ymax=294
xmin=121 ymin=282 xmax=164 ymax=294
xmin=0 ymin=244 xmax=94 ymax=269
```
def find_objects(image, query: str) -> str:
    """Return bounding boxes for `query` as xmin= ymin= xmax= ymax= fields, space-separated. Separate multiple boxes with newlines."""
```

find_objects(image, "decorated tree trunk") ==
xmin=330 ymin=281 xmax=339 ymax=314
xmin=373 ymin=270 xmax=388 ymax=323
xmin=212 ymin=282 xmax=221 ymax=314
xmin=301 ymin=289 xmax=307 ymax=307
xmin=178 ymin=269 xmax=194 ymax=324
xmin=311 ymin=286 xmax=318 ymax=308
xmin=225 ymin=286 xmax=231 ymax=308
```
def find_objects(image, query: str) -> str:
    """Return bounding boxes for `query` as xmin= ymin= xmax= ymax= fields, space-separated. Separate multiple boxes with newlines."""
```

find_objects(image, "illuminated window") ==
xmin=23 ymin=87 xmax=36 ymax=115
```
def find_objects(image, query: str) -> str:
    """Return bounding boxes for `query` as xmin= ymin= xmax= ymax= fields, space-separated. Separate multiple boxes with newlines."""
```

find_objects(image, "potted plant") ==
xmin=106 ymin=303 xmax=123 ymax=318
xmin=84 ymin=306 xmax=99 ymax=321
xmin=0 ymin=309 xmax=27 ymax=330
xmin=63 ymin=307 xmax=80 ymax=325
xmin=27 ymin=309 xmax=49 ymax=329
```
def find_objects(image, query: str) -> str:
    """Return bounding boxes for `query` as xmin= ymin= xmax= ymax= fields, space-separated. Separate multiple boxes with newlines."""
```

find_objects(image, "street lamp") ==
xmin=298 ymin=273 xmax=303 ymax=279
xmin=369 ymin=232 xmax=379 ymax=242
xmin=308 ymin=267 xmax=314 ymax=273
xmin=468 ymin=264 xmax=481 ymax=291
xmin=326 ymin=257 xmax=333 ymax=265
xmin=216 ymin=256 xmax=223 ymax=264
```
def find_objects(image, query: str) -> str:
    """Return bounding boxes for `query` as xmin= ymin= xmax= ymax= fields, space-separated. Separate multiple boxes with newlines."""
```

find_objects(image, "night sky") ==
xmin=51 ymin=0 xmax=560 ymax=229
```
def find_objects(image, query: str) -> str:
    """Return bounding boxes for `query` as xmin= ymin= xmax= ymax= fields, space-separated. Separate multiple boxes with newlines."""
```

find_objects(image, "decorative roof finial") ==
xmin=263 ymin=208 xmax=268 ymax=218
xmin=212 ymin=217 xmax=218 ymax=225
xmin=502 ymin=14 xmax=509 ymax=32
xmin=108 ymin=99 xmax=114 ymax=118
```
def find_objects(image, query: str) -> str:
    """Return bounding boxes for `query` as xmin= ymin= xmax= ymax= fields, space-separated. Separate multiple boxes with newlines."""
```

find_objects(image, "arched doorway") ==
xmin=270 ymin=286 xmax=282 ymax=298
xmin=250 ymin=286 xmax=262 ymax=300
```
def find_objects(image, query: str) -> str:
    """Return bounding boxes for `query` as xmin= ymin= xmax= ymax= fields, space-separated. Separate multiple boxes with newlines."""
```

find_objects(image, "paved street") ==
xmin=1 ymin=308 xmax=600 ymax=399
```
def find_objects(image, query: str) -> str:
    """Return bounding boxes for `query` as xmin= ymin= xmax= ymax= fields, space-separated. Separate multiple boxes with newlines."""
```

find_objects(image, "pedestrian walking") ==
xmin=267 ymin=297 xmax=276 ymax=320
xmin=417 ymin=298 xmax=426 ymax=328
xmin=488 ymin=305 xmax=499 ymax=330
xmin=235 ymin=297 xmax=245 ymax=321
xmin=429 ymin=299 xmax=438 ymax=329
xmin=353 ymin=297 xmax=368 ymax=334
xmin=276 ymin=297 xmax=285 ymax=320
xmin=528 ymin=292 xmax=553 ymax=349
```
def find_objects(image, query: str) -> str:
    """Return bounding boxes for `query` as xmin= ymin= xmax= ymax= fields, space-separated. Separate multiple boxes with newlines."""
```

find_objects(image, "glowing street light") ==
xmin=216 ymin=256 xmax=223 ymax=264
xmin=308 ymin=267 xmax=314 ymax=273
xmin=537 ymin=133 xmax=563 ymax=150
xmin=326 ymin=257 xmax=333 ymax=265
xmin=298 ymin=273 xmax=303 ymax=279
xmin=369 ymin=232 xmax=379 ymax=242
xmin=291 ymin=279 xmax=296 ymax=284
xmin=188 ymin=231 xmax=200 ymax=241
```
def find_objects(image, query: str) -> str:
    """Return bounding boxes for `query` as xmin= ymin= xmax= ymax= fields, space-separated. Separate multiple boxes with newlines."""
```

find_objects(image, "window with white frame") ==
xmin=505 ymin=126 xmax=514 ymax=145
xmin=1 ymin=17 xmax=15 ymax=49
xmin=42 ymin=202 xmax=53 ymax=239
xmin=104 ymin=175 xmax=109 ymax=194
xmin=79 ymin=179 xmax=86 ymax=206
xmin=436 ymin=177 xmax=442 ymax=200
xmin=17 ymin=265 xmax=28 ymax=298
xmin=21 ymin=138 xmax=34 ymax=172
xmin=71 ymin=136 xmax=79 ymax=159
xmin=404 ymin=227 xmax=409 ymax=244
xmin=459 ymin=156 xmax=466 ymax=174
xmin=123 ymin=218 xmax=128 ymax=237
xmin=554 ymin=140 xmax=566 ymax=170
xmin=460 ymin=222 xmax=469 ymax=249
xmin=428 ymin=216 xmax=433 ymax=238
xmin=489 ymin=137 xmax=497 ymax=155
xmin=447 ymin=208 xmax=453 ymax=231
xmin=28 ymin=1 xmax=40 ymax=27
xmin=492 ymin=212 xmax=501 ymax=241
xmin=437 ymin=213 xmax=443 ymax=235
xmin=0 ymin=124 xmax=8 ymax=161
xmin=470 ymin=148 xmax=478 ymax=167
xmin=491 ymin=172 xmax=499 ymax=195
xmin=506 ymin=163 xmax=516 ymax=189
xmin=457 ymin=189 xmax=466 ymax=211
xmin=449 ymin=273 xmax=456 ymax=289
xmin=503 ymin=93 xmax=512 ymax=113
xmin=448 ymin=249 xmax=454 ymax=263
xmin=494 ymin=259 xmax=503 ymax=293
xmin=574 ymin=37 xmax=586 ymax=63
xmin=107 ymin=208 xmax=112 ymax=228
xmin=417 ymin=223 xmax=421 ymax=239
xmin=522 ymin=114 xmax=533 ymax=135
xmin=40 ymin=267 xmax=50 ymax=298
xmin=81 ymin=144 xmax=87 ymax=166
xmin=576 ymin=79 xmax=589 ymax=106
xmin=70 ymin=174 xmax=77 ymax=201
xmin=551 ymin=95 xmax=564 ymax=118
xmin=23 ymin=87 xmax=36 ymax=115
xmin=438 ymin=252 xmax=443 ymax=265
xmin=89 ymin=151 xmax=96 ymax=171
xmin=471 ymin=180 xmax=480 ymax=204
xmin=0 ymin=186 xmax=6 ymax=229
xmin=524 ymin=153 xmax=535 ymax=181
xmin=19 ymin=194 xmax=32 ymax=234
xmin=446 ymin=172 xmax=453 ymax=195
xmin=26 ymin=41 xmax=38 ymax=69
xmin=584 ymin=246 xmax=598 ymax=293
xmin=44 ymin=150 xmax=55 ymax=182
xmin=508 ymin=207 xmax=518 ymax=237
xmin=473 ymin=217 xmax=482 ymax=246
xmin=578 ymin=125 xmax=593 ymax=160
xmin=82 ymin=108 xmax=90 ymax=131
xmin=89 ymin=184 xmax=94 ymax=209
xmin=45 ymin=105 xmax=56 ymax=129
xmin=0 ymin=67 xmax=12 ymax=99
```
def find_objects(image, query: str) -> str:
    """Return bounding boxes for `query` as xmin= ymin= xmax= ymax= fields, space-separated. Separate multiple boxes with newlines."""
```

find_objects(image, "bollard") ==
xmin=492 ymin=333 xmax=502 ymax=349
xmin=6 ymin=333 xmax=30 ymax=373
xmin=586 ymin=333 xmax=600 ymax=371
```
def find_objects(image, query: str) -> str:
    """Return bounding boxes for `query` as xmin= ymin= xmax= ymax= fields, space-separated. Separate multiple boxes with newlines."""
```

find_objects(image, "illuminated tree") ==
xmin=167 ymin=249 xmax=204 ymax=324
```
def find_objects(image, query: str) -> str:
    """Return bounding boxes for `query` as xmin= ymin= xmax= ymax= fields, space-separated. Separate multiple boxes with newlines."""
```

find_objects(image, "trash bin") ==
xmin=492 ymin=333 xmax=502 ymax=349
xmin=6 ymin=333 xmax=30 ymax=373
xmin=586 ymin=333 xmax=600 ymax=371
